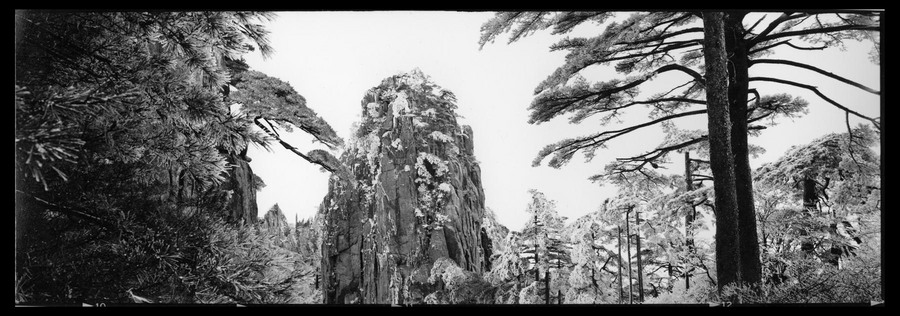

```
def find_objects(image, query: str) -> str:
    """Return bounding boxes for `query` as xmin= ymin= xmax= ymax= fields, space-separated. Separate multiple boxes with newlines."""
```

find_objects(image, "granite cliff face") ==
xmin=224 ymin=152 xmax=259 ymax=224
xmin=319 ymin=70 xmax=489 ymax=304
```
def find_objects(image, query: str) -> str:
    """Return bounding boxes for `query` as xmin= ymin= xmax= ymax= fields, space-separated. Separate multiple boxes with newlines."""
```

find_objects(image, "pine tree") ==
xmin=14 ymin=10 xmax=339 ymax=304
xmin=479 ymin=10 xmax=880 ymax=292
xmin=701 ymin=11 xmax=742 ymax=295
xmin=519 ymin=190 xmax=572 ymax=301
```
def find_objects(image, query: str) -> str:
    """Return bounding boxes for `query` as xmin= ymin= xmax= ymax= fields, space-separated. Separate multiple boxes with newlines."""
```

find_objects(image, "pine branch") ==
xmin=751 ymin=24 xmax=880 ymax=46
xmin=749 ymin=76 xmax=880 ymax=129
xmin=559 ymin=109 xmax=708 ymax=159
xmin=508 ymin=11 xmax=547 ymax=44
xmin=538 ymin=38 xmax=702 ymax=94
xmin=749 ymin=13 xmax=811 ymax=45
xmin=252 ymin=118 xmax=336 ymax=173
xmin=552 ymin=12 xmax=611 ymax=35
xmin=617 ymin=27 xmax=703 ymax=46
xmin=749 ymin=59 xmax=879 ymax=94
xmin=532 ymin=64 xmax=704 ymax=124
xmin=745 ymin=14 xmax=768 ymax=36
xmin=637 ymin=12 xmax=694 ymax=34
xmin=598 ymin=40 xmax=704 ymax=67
xmin=749 ymin=39 xmax=829 ymax=55
xmin=602 ymin=124 xmax=767 ymax=178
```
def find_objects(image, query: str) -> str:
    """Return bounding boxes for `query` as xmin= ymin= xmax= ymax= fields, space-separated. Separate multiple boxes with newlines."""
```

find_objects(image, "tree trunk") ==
xmin=724 ymin=11 xmax=762 ymax=288
xmin=625 ymin=210 xmax=633 ymax=304
xmin=534 ymin=214 xmax=540 ymax=283
xmin=557 ymin=259 xmax=562 ymax=304
xmin=617 ymin=226 xmax=624 ymax=304
xmin=684 ymin=152 xmax=695 ymax=291
xmin=544 ymin=270 xmax=550 ymax=304
xmin=667 ymin=264 xmax=674 ymax=292
xmin=635 ymin=208 xmax=644 ymax=303
xmin=701 ymin=11 xmax=742 ymax=295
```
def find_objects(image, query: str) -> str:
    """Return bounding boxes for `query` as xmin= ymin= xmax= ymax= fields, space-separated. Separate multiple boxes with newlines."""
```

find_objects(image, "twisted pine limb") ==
xmin=253 ymin=117 xmax=337 ymax=173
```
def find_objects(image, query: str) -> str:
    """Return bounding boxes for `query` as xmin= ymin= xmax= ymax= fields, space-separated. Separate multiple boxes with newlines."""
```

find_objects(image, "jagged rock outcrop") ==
xmin=481 ymin=207 xmax=511 ymax=271
xmin=257 ymin=206 xmax=326 ymax=303
xmin=260 ymin=204 xmax=298 ymax=250
xmin=319 ymin=69 xmax=489 ymax=304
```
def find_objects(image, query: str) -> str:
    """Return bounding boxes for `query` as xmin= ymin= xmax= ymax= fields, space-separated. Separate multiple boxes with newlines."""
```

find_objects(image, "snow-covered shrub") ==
xmin=429 ymin=131 xmax=455 ymax=143
xmin=518 ymin=281 xmax=543 ymax=304
xmin=641 ymin=274 xmax=717 ymax=304
xmin=721 ymin=255 xmax=881 ymax=304
xmin=426 ymin=258 xmax=496 ymax=304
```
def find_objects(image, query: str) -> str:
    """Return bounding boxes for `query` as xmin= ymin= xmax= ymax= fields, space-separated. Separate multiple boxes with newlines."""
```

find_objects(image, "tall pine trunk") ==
xmin=534 ymin=214 xmax=540 ymax=283
xmin=724 ymin=11 xmax=762 ymax=288
xmin=625 ymin=210 xmax=634 ymax=304
xmin=617 ymin=226 xmax=624 ymax=304
xmin=701 ymin=11 xmax=742 ymax=295
xmin=557 ymin=260 xmax=563 ymax=304
xmin=635 ymin=208 xmax=644 ymax=302
xmin=684 ymin=152 xmax=696 ymax=290
xmin=544 ymin=271 xmax=550 ymax=304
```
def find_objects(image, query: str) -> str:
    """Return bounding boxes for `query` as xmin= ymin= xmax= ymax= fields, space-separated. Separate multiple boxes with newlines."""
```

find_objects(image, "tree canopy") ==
xmin=15 ymin=10 xmax=341 ymax=304
xmin=479 ymin=11 xmax=879 ymax=180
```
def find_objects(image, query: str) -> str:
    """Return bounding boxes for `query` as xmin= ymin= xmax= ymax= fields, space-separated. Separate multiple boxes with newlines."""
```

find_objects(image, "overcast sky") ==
xmin=241 ymin=11 xmax=881 ymax=230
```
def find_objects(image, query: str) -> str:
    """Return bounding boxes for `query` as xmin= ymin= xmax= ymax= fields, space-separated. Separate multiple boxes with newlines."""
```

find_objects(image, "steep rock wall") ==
xmin=224 ymin=152 xmax=259 ymax=224
xmin=319 ymin=70 xmax=489 ymax=304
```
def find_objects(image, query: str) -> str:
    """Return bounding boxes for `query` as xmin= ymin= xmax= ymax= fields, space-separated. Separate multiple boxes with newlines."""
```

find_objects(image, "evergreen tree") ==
xmin=700 ymin=12 xmax=742 ymax=294
xmin=518 ymin=190 xmax=572 ymax=302
xmin=479 ymin=10 xmax=880 ymax=292
xmin=14 ymin=10 xmax=338 ymax=304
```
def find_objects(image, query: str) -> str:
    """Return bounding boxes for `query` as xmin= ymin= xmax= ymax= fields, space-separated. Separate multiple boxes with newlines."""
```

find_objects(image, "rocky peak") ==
xmin=260 ymin=204 xmax=296 ymax=250
xmin=319 ymin=69 xmax=489 ymax=304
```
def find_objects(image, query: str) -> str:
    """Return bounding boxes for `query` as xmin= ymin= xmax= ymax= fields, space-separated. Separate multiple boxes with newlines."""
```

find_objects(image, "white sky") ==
xmin=242 ymin=11 xmax=881 ymax=230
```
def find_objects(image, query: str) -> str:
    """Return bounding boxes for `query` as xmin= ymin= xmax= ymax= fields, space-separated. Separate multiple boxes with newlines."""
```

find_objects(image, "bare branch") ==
xmin=745 ymin=14 xmax=768 ymax=36
xmin=749 ymin=39 xmax=829 ymax=55
xmin=845 ymin=111 xmax=864 ymax=170
xmin=749 ymin=12 xmax=811 ymax=44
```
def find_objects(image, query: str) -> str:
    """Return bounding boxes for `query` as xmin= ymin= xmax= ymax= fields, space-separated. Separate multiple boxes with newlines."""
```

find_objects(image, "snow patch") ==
xmin=429 ymin=131 xmax=455 ymax=143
